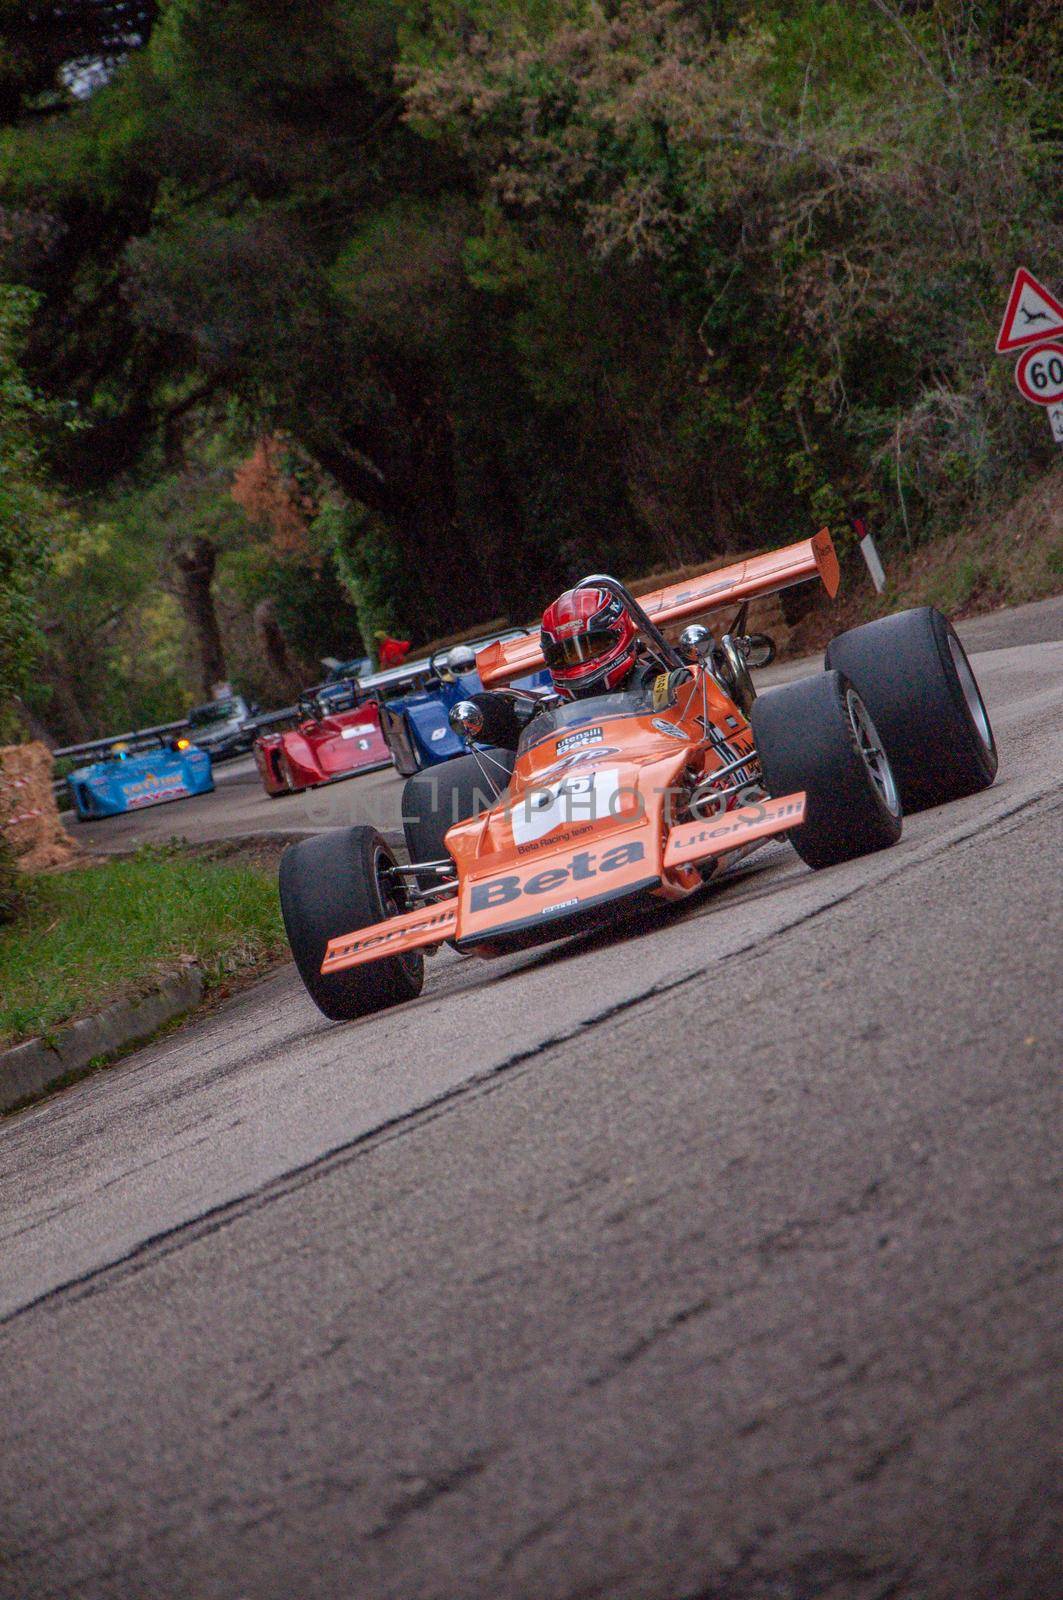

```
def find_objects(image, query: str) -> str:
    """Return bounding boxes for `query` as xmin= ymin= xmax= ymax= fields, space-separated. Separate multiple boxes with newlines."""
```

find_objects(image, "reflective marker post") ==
xmin=851 ymin=515 xmax=886 ymax=593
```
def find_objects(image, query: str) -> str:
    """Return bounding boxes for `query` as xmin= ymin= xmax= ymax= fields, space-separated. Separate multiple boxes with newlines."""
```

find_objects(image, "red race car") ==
xmin=254 ymin=679 xmax=392 ymax=796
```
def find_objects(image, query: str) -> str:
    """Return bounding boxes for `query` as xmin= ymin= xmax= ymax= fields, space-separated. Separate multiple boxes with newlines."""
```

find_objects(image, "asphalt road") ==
xmin=3 ymin=609 xmax=1061 ymax=1600
xmin=63 ymin=743 xmax=409 ymax=853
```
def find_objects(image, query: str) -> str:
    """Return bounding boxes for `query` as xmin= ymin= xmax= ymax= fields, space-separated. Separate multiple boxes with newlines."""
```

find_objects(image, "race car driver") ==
xmin=463 ymin=585 xmax=689 ymax=748
xmin=540 ymin=586 xmax=651 ymax=702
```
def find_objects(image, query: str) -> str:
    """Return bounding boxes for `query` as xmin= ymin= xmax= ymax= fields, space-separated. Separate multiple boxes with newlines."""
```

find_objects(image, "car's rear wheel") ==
xmin=751 ymin=670 xmax=902 ymax=869
xmin=824 ymin=606 xmax=996 ymax=812
xmin=403 ymin=750 xmax=516 ymax=888
xmin=279 ymin=826 xmax=424 ymax=1020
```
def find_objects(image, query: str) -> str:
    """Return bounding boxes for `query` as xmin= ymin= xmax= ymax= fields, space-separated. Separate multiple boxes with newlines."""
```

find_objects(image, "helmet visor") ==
xmin=542 ymin=627 xmax=622 ymax=672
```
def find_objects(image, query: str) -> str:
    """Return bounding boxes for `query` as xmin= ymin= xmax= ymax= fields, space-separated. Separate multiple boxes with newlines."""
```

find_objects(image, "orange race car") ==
xmin=279 ymin=531 xmax=997 ymax=1020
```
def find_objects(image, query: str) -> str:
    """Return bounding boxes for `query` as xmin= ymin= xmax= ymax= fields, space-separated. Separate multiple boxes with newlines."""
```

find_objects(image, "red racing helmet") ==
xmin=540 ymin=586 xmax=639 ymax=700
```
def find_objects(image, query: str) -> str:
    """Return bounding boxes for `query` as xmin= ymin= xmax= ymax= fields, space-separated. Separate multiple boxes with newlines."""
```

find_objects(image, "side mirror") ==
xmin=677 ymin=624 xmax=714 ymax=664
xmin=740 ymin=633 xmax=776 ymax=670
xmin=449 ymin=700 xmax=485 ymax=740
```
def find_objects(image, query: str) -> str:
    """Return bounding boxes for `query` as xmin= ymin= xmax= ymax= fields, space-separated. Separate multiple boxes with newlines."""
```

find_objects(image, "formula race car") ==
xmin=279 ymin=531 xmax=997 ymax=1020
xmin=68 ymin=737 xmax=214 ymax=820
xmin=254 ymin=678 xmax=392 ymax=796
xmin=376 ymin=634 xmax=552 ymax=777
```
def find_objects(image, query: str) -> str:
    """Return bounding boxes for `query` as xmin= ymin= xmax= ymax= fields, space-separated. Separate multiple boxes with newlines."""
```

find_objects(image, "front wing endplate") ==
xmin=663 ymin=792 xmax=806 ymax=868
xmin=322 ymin=900 xmax=458 ymax=975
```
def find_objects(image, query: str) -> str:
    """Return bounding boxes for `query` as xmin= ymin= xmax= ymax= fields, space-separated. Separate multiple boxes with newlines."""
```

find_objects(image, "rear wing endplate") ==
xmin=476 ymin=530 xmax=839 ymax=688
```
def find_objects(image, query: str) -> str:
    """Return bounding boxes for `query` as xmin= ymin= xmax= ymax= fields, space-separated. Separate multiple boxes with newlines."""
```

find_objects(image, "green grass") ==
xmin=0 ymin=846 xmax=287 ymax=1045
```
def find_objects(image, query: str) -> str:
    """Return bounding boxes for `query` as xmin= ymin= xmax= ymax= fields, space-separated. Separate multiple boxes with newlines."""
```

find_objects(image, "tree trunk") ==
xmin=40 ymin=649 xmax=93 ymax=745
xmin=304 ymin=431 xmax=489 ymax=640
xmin=174 ymin=536 xmax=227 ymax=695
xmin=254 ymin=599 xmax=304 ymax=699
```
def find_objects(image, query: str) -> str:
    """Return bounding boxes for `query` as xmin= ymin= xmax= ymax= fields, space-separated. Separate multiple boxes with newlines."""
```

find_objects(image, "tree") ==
xmin=404 ymin=0 xmax=1062 ymax=543
xmin=253 ymin=599 xmax=304 ymax=700
xmin=173 ymin=534 xmax=226 ymax=694
xmin=1 ymin=0 xmax=1059 ymax=704
xmin=0 ymin=287 xmax=54 ymax=739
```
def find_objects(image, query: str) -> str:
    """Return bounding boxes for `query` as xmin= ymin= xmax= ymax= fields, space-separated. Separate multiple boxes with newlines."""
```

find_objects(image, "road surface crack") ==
xmin=673 ymin=1548 xmax=904 ymax=1600
xmin=367 ymin=1458 xmax=484 ymax=1541
xmin=756 ymin=1180 xmax=885 ymax=1266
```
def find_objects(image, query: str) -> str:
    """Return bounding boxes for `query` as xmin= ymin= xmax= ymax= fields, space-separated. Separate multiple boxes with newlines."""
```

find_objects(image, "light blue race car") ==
xmin=67 ymin=738 xmax=214 ymax=821
xmin=374 ymin=632 xmax=552 ymax=778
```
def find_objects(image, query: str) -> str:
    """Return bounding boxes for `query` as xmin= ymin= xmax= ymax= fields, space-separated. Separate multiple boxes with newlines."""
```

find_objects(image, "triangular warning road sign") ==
xmin=996 ymin=268 xmax=1063 ymax=353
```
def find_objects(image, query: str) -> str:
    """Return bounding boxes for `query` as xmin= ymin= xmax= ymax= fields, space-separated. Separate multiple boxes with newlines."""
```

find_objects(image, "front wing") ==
xmin=320 ymin=792 xmax=806 ymax=977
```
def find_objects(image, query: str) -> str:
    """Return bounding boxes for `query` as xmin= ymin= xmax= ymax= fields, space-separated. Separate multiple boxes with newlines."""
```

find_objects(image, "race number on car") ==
xmin=512 ymin=768 xmax=623 ymax=847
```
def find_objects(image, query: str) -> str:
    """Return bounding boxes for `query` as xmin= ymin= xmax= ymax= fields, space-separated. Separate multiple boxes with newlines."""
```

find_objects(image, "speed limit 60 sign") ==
xmin=1014 ymin=342 xmax=1063 ymax=405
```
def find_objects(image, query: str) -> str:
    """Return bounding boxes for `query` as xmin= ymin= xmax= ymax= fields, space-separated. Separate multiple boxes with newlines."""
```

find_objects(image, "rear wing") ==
xmin=476 ymin=529 xmax=839 ymax=689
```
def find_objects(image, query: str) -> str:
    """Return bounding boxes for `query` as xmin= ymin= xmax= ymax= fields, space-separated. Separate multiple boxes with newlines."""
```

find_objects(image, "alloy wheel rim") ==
xmin=374 ymin=846 xmax=419 ymax=977
xmin=948 ymin=634 xmax=993 ymax=751
xmin=846 ymin=689 xmax=901 ymax=817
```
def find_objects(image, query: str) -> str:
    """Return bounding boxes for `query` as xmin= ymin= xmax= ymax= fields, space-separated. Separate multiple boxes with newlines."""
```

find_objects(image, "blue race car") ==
xmin=375 ymin=631 xmax=551 ymax=778
xmin=67 ymin=738 xmax=214 ymax=821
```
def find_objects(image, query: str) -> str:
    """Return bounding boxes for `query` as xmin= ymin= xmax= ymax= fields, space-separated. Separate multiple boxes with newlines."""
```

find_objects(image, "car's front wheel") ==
xmin=751 ymin=670 xmax=902 ymax=869
xmin=278 ymin=751 xmax=305 ymax=795
xmin=824 ymin=606 xmax=996 ymax=811
xmin=402 ymin=749 xmax=516 ymax=889
xmin=279 ymin=826 xmax=424 ymax=1020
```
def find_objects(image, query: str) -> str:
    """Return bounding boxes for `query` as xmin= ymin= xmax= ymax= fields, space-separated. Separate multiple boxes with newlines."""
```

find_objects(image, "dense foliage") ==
xmin=0 ymin=0 xmax=1059 ymax=740
xmin=0 ymin=285 xmax=59 ymax=739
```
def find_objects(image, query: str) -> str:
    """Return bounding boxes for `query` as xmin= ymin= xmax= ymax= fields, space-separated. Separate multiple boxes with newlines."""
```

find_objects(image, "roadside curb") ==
xmin=0 ymin=968 xmax=205 ymax=1114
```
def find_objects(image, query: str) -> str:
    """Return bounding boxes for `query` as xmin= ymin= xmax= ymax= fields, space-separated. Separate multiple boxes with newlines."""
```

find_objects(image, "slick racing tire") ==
xmin=278 ymin=752 xmax=304 ymax=795
xmin=751 ymin=670 xmax=902 ymax=870
xmin=402 ymin=750 xmax=516 ymax=885
xmin=279 ymin=826 xmax=424 ymax=1021
xmin=824 ymin=606 xmax=996 ymax=812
